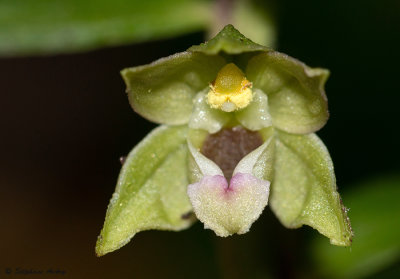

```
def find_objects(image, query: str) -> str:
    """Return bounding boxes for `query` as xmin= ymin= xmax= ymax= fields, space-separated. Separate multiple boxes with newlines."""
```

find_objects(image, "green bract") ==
xmin=96 ymin=25 xmax=352 ymax=256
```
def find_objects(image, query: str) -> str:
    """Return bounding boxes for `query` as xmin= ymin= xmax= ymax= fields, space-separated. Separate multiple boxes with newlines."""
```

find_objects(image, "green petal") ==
xmin=235 ymin=89 xmax=272 ymax=131
xmin=246 ymin=51 xmax=329 ymax=134
xmin=96 ymin=125 xmax=193 ymax=256
xmin=270 ymin=130 xmax=352 ymax=246
xmin=188 ymin=24 xmax=269 ymax=55
xmin=122 ymin=52 xmax=226 ymax=125
xmin=188 ymin=91 xmax=230 ymax=133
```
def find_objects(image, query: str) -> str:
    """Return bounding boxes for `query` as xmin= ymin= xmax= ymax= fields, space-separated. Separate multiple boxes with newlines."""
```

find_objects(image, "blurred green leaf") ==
xmin=0 ymin=0 xmax=211 ymax=56
xmin=232 ymin=0 xmax=277 ymax=47
xmin=311 ymin=175 xmax=400 ymax=279
xmin=96 ymin=125 xmax=194 ymax=256
xmin=270 ymin=130 xmax=352 ymax=246
xmin=207 ymin=0 xmax=277 ymax=48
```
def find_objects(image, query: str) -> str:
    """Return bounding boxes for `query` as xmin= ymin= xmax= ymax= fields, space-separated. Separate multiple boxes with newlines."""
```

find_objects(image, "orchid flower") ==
xmin=96 ymin=25 xmax=352 ymax=256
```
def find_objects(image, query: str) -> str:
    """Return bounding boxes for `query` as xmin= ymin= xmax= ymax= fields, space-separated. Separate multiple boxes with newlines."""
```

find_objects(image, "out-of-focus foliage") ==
xmin=311 ymin=175 xmax=400 ymax=279
xmin=208 ymin=0 xmax=277 ymax=47
xmin=230 ymin=0 xmax=276 ymax=47
xmin=0 ymin=0 xmax=276 ymax=56
xmin=0 ymin=0 xmax=212 ymax=56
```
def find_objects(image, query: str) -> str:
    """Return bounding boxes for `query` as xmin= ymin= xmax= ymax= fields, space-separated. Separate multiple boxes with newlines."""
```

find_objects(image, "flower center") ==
xmin=201 ymin=126 xmax=263 ymax=179
xmin=207 ymin=63 xmax=253 ymax=112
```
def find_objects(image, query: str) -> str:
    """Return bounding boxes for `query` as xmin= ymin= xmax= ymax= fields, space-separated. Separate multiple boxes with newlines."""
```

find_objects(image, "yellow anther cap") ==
xmin=207 ymin=63 xmax=253 ymax=112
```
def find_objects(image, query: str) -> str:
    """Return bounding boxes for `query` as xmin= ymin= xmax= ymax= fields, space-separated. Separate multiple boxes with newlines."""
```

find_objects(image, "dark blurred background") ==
xmin=0 ymin=0 xmax=399 ymax=278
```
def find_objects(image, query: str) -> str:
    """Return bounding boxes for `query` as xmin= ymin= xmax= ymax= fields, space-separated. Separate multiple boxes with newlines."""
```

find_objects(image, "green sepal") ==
xmin=312 ymin=175 xmax=400 ymax=278
xmin=246 ymin=51 xmax=329 ymax=134
xmin=188 ymin=24 xmax=269 ymax=55
xmin=122 ymin=52 xmax=226 ymax=125
xmin=96 ymin=125 xmax=194 ymax=256
xmin=270 ymin=130 xmax=352 ymax=246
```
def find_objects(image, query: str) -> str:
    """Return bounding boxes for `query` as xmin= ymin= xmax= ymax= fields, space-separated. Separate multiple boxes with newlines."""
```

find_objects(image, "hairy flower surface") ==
xmin=96 ymin=25 xmax=352 ymax=256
